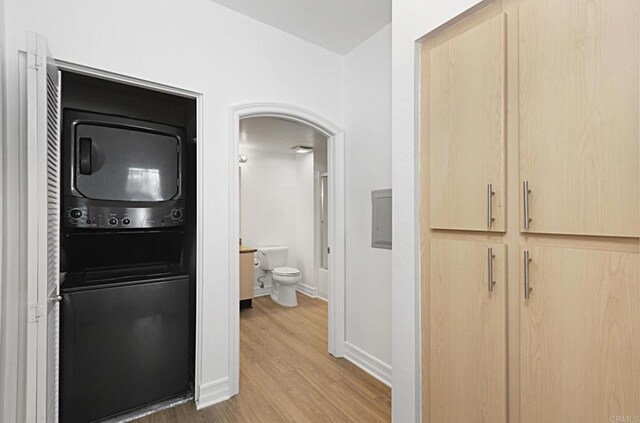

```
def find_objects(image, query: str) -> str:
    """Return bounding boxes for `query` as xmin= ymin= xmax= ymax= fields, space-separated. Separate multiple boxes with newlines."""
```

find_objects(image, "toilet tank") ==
xmin=258 ymin=246 xmax=288 ymax=270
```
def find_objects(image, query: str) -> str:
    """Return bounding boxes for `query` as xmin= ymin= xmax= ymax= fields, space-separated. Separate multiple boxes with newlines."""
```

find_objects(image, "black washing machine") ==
xmin=60 ymin=266 xmax=190 ymax=423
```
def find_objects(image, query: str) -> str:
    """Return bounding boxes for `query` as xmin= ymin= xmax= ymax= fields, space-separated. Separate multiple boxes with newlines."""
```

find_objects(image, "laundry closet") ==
xmin=420 ymin=0 xmax=640 ymax=421
xmin=56 ymin=71 xmax=197 ymax=422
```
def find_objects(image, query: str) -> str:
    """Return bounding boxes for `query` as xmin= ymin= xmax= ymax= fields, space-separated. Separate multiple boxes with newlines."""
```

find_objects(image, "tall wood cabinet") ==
xmin=420 ymin=0 xmax=640 ymax=422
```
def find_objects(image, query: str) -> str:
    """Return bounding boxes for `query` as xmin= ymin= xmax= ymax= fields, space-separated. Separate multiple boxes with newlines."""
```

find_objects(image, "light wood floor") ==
xmin=136 ymin=294 xmax=391 ymax=422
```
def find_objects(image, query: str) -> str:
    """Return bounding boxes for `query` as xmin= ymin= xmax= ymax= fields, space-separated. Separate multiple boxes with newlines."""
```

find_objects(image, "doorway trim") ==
xmin=228 ymin=103 xmax=346 ymax=396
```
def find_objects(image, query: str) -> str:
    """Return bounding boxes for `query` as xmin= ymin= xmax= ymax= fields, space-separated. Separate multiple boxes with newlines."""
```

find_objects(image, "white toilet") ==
xmin=258 ymin=246 xmax=301 ymax=307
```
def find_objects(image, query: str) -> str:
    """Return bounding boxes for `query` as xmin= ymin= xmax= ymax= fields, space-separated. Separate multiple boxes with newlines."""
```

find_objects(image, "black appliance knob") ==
xmin=171 ymin=209 xmax=182 ymax=219
xmin=108 ymin=218 xmax=118 ymax=225
xmin=122 ymin=218 xmax=131 ymax=225
xmin=86 ymin=219 xmax=91 ymax=224
xmin=69 ymin=208 xmax=82 ymax=219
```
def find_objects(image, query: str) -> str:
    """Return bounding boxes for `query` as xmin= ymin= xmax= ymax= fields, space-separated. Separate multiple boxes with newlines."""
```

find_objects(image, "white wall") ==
xmin=343 ymin=25 xmax=392 ymax=372
xmin=239 ymin=149 xmax=298 ymax=255
xmin=1 ymin=0 xmax=344 ymax=417
xmin=238 ymin=148 xmax=316 ymax=293
xmin=391 ymin=1 xmax=483 ymax=421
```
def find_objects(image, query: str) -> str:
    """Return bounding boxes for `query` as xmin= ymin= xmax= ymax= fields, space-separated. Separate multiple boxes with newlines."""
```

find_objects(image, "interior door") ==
xmin=429 ymin=238 xmax=507 ymax=423
xmin=429 ymin=14 xmax=506 ymax=232
xmin=520 ymin=245 xmax=640 ymax=422
xmin=519 ymin=0 xmax=640 ymax=237
xmin=26 ymin=31 xmax=61 ymax=423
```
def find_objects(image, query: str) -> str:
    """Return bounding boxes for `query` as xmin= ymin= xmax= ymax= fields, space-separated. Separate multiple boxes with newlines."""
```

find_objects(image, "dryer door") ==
xmin=74 ymin=123 xmax=180 ymax=202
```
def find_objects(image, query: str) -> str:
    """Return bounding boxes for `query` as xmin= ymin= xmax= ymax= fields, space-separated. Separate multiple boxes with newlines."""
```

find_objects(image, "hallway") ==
xmin=136 ymin=295 xmax=391 ymax=422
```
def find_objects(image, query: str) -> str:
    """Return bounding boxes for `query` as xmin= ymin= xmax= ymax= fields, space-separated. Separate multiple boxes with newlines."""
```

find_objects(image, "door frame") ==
xmin=228 ymin=103 xmax=346 ymax=396
xmin=38 ymin=59 xmax=207 ymax=411
xmin=315 ymin=171 xmax=330 ymax=299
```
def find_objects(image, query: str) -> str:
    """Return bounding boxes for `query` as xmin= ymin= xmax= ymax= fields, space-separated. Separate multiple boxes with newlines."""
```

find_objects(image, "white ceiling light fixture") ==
xmin=292 ymin=146 xmax=313 ymax=154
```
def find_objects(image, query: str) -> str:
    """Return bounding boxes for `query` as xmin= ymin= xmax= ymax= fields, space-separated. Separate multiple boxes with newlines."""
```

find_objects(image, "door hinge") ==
xmin=327 ymin=247 xmax=331 ymax=254
xmin=28 ymin=303 xmax=45 ymax=323
xmin=27 ymin=50 xmax=44 ymax=71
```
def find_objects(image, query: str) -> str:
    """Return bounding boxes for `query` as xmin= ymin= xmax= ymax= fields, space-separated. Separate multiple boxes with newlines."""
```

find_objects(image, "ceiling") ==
xmin=239 ymin=117 xmax=327 ymax=154
xmin=208 ymin=0 xmax=391 ymax=54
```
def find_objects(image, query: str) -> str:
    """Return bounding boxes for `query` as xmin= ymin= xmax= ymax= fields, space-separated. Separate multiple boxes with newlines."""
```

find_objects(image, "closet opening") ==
xmin=58 ymin=71 xmax=198 ymax=422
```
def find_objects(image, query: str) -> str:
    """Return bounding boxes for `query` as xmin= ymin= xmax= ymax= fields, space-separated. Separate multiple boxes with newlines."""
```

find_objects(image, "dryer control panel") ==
xmin=63 ymin=197 xmax=185 ymax=229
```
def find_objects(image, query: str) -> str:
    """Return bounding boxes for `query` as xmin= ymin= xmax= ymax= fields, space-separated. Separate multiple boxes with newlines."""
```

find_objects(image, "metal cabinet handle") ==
xmin=487 ymin=184 xmax=495 ymax=229
xmin=524 ymin=250 xmax=532 ymax=299
xmin=48 ymin=295 xmax=62 ymax=303
xmin=523 ymin=181 xmax=531 ymax=229
xmin=487 ymin=247 xmax=495 ymax=292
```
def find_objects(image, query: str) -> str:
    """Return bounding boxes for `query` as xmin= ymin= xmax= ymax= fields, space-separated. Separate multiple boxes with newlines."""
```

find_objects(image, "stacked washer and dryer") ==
xmin=58 ymin=72 xmax=197 ymax=422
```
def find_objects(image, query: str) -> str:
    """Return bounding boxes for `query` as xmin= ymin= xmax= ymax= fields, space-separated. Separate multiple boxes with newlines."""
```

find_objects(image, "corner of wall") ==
xmin=391 ymin=2 xmax=486 ymax=422
xmin=296 ymin=283 xmax=317 ymax=298
xmin=341 ymin=20 xmax=393 ymax=378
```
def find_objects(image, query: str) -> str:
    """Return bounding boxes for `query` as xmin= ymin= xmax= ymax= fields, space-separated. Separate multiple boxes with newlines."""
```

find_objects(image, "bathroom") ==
xmin=239 ymin=116 xmax=328 ymax=307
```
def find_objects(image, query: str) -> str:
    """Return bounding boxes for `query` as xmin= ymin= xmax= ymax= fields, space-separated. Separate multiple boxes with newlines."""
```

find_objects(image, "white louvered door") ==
xmin=44 ymin=55 xmax=61 ymax=423
xmin=26 ymin=31 xmax=61 ymax=423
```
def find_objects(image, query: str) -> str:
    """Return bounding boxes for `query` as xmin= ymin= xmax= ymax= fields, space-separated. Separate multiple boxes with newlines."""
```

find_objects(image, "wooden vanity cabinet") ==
xmin=239 ymin=250 xmax=255 ymax=306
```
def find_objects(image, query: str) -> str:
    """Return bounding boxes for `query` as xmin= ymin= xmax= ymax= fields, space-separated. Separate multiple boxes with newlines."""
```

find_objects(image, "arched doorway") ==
xmin=227 ymin=103 xmax=345 ymax=396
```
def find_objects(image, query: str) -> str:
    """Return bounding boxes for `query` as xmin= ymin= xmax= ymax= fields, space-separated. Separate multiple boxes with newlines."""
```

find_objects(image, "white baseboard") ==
xmin=343 ymin=342 xmax=392 ymax=387
xmin=196 ymin=377 xmax=230 ymax=410
xmin=296 ymin=283 xmax=317 ymax=298
xmin=253 ymin=285 xmax=272 ymax=297
xmin=316 ymin=289 xmax=328 ymax=301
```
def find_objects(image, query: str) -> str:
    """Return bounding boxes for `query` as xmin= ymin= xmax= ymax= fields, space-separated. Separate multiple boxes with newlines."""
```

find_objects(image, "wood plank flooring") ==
xmin=135 ymin=294 xmax=391 ymax=422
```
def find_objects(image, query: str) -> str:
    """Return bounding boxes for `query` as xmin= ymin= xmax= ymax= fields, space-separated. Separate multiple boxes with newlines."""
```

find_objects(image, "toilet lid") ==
xmin=273 ymin=267 xmax=300 ymax=276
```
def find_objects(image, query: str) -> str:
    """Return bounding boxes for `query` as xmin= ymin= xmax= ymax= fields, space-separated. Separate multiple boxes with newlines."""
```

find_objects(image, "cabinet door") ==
xmin=239 ymin=253 xmax=254 ymax=301
xmin=521 ymin=245 xmax=640 ymax=422
xmin=429 ymin=14 xmax=506 ymax=232
xmin=429 ymin=238 xmax=507 ymax=423
xmin=519 ymin=0 xmax=639 ymax=237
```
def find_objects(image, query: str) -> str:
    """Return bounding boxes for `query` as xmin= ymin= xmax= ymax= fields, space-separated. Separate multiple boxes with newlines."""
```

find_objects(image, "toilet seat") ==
xmin=272 ymin=267 xmax=300 ymax=277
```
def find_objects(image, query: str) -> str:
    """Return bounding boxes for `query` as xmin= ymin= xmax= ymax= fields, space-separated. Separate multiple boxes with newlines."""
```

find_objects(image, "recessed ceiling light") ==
xmin=292 ymin=146 xmax=313 ymax=154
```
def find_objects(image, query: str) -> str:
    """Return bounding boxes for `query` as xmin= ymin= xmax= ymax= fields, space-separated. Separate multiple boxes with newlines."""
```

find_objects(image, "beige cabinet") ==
xmin=520 ymin=245 xmax=640 ymax=422
xmin=421 ymin=0 xmax=640 ymax=422
xmin=240 ymin=252 xmax=254 ymax=302
xmin=429 ymin=14 xmax=506 ymax=232
xmin=519 ymin=0 xmax=639 ymax=237
xmin=429 ymin=238 xmax=507 ymax=423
